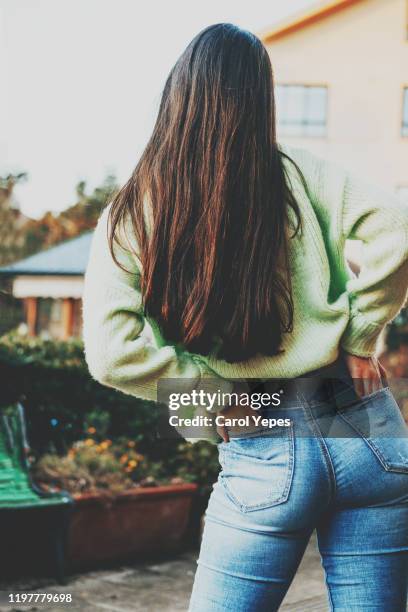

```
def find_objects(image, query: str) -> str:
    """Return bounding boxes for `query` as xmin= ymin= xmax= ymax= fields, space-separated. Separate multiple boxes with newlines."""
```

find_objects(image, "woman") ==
xmin=83 ymin=23 xmax=408 ymax=611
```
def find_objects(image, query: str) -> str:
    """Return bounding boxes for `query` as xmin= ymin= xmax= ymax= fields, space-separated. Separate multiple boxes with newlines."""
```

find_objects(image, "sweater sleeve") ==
xmin=339 ymin=173 xmax=408 ymax=357
xmin=82 ymin=205 xmax=233 ymax=407
xmin=283 ymin=144 xmax=408 ymax=358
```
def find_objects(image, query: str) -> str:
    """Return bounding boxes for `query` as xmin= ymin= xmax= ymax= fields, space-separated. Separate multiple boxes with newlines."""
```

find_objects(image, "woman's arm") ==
xmin=286 ymin=144 xmax=408 ymax=358
xmin=284 ymin=144 xmax=408 ymax=396
xmin=338 ymin=172 xmax=408 ymax=396
xmin=82 ymin=205 xmax=233 ymax=405
xmin=339 ymin=172 xmax=408 ymax=357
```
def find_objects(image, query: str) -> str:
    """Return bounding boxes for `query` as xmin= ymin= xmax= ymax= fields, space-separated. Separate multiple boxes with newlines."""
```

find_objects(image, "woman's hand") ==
xmin=216 ymin=403 xmax=258 ymax=443
xmin=216 ymin=382 xmax=255 ymax=443
xmin=344 ymin=352 xmax=388 ymax=398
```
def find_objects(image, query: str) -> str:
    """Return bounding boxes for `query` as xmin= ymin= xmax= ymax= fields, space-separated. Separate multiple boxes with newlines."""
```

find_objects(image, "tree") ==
xmin=0 ymin=173 xmax=28 ymax=265
xmin=23 ymin=174 xmax=118 ymax=254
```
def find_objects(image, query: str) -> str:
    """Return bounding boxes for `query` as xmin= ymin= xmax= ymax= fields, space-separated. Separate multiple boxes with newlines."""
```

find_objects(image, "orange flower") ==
xmin=87 ymin=427 xmax=96 ymax=434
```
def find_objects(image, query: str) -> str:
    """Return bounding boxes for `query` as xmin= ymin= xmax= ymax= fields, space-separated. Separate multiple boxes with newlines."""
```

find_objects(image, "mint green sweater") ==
xmin=82 ymin=145 xmax=408 ymax=418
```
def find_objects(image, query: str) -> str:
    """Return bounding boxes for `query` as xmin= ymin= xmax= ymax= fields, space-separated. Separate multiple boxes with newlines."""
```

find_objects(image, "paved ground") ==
xmin=0 ymin=533 xmax=328 ymax=612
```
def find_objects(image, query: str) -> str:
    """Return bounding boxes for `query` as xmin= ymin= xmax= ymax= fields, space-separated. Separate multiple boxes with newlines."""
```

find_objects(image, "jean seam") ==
xmin=335 ymin=385 xmax=390 ymax=411
xmin=337 ymin=410 xmax=408 ymax=475
xmin=317 ymin=535 xmax=335 ymax=612
xmin=324 ymin=575 xmax=335 ymax=612
xmin=298 ymin=391 xmax=337 ymax=501
xmin=219 ymin=474 xmax=292 ymax=512
xmin=218 ymin=427 xmax=295 ymax=512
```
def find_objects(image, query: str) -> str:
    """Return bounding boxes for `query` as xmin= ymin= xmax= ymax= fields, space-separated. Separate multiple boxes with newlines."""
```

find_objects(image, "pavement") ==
xmin=0 ymin=533 xmax=329 ymax=612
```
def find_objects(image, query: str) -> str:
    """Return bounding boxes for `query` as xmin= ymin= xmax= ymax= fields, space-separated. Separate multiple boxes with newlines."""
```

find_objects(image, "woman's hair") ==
xmin=109 ymin=23 xmax=307 ymax=363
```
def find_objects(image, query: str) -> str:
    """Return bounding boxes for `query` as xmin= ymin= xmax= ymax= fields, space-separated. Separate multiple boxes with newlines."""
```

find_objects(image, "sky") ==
xmin=1 ymin=0 xmax=314 ymax=218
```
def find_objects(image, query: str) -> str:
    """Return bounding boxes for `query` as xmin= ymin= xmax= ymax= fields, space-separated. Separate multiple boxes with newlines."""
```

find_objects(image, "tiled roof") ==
xmin=0 ymin=232 xmax=93 ymax=276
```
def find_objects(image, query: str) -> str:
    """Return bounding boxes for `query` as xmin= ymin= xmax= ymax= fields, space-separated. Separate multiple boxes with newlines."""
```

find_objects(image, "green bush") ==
xmin=0 ymin=332 xmax=167 ymax=454
xmin=0 ymin=332 xmax=220 ymax=497
xmin=387 ymin=307 xmax=408 ymax=350
xmin=33 ymin=436 xmax=220 ymax=498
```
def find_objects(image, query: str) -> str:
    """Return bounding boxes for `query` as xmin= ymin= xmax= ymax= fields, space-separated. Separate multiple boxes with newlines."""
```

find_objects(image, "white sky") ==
xmin=1 ymin=0 xmax=314 ymax=218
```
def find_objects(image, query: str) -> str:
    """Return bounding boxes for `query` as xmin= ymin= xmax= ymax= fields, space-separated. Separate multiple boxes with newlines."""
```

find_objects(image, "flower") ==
xmin=87 ymin=426 xmax=96 ymax=434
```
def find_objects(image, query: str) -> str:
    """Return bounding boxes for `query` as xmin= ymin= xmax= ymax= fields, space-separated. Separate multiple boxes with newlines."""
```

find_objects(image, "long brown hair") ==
xmin=109 ymin=23 xmax=306 ymax=363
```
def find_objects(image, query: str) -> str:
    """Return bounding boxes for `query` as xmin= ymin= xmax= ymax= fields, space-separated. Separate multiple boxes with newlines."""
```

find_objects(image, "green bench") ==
xmin=0 ymin=404 xmax=73 ymax=582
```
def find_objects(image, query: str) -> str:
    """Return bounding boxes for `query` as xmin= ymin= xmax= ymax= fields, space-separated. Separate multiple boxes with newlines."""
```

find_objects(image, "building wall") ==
xmin=264 ymin=0 xmax=408 ymax=191
xmin=12 ymin=275 xmax=84 ymax=299
xmin=10 ymin=275 xmax=84 ymax=339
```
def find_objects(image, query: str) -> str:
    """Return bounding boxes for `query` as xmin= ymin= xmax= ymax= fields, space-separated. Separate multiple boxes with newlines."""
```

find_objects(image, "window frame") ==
xmin=275 ymin=83 xmax=329 ymax=139
xmin=402 ymin=86 xmax=408 ymax=138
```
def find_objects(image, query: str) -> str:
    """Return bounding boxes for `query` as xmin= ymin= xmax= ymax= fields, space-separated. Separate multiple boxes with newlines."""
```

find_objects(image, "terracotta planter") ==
xmin=67 ymin=483 xmax=197 ymax=570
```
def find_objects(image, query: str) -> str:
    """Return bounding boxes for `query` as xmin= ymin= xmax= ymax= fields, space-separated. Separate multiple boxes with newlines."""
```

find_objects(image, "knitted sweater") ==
xmin=82 ymin=145 xmax=408 ymax=418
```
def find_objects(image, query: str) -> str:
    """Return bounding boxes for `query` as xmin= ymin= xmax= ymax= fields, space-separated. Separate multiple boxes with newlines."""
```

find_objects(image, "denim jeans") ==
xmin=189 ymin=364 xmax=408 ymax=611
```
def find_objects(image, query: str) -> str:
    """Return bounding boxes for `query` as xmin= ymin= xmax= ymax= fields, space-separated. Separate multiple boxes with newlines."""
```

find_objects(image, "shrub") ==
xmin=34 ymin=439 xmax=145 ymax=496
xmin=0 ymin=332 xmax=221 ymax=497
xmin=387 ymin=307 xmax=408 ymax=351
xmin=0 ymin=332 xmax=162 ymax=456
xmin=33 ymin=435 xmax=219 ymax=497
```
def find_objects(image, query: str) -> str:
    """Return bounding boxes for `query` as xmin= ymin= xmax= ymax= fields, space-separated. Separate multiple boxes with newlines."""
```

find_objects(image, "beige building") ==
xmin=259 ymin=0 xmax=408 ymax=199
xmin=0 ymin=233 xmax=90 ymax=339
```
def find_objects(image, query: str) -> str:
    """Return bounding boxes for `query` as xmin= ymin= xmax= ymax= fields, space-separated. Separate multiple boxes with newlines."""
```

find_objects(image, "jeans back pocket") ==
xmin=218 ymin=424 xmax=295 ymax=512
xmin=337 ymin=387 xmax=408 ymax=474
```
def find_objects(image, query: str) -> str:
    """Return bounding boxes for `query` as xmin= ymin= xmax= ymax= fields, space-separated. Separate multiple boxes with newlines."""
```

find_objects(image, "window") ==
xmin=403 ymin=88 xmax=408 ymax=137
xmin=37 ymin=298 xmax=62 ymax=339
xmin=275 ymin=85 xmax=328 ymax=137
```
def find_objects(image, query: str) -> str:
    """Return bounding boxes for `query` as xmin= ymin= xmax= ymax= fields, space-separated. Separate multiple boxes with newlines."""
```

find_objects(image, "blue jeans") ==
xmin=189 ymin=371 xmax=408 ymax=611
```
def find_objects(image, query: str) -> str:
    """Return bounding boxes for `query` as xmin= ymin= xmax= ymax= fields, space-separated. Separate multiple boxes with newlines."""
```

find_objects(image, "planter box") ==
xmin=68 ymin=483 xmax=197 ymax=570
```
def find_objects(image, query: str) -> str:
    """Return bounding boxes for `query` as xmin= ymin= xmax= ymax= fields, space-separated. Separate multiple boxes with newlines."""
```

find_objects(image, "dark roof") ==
xmin=0 ymin=232 xmax=93 ymax=276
